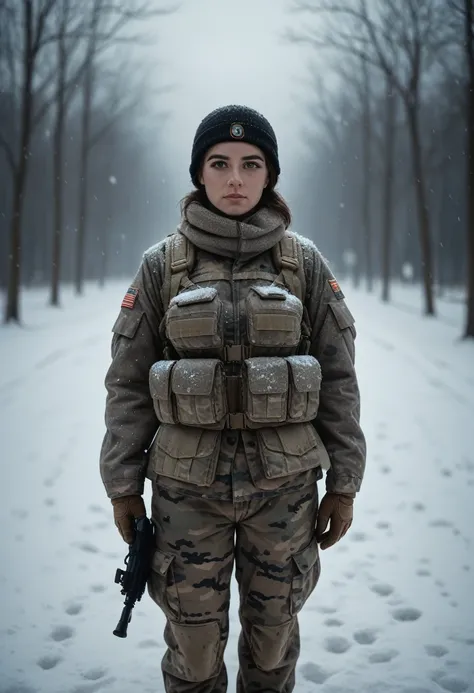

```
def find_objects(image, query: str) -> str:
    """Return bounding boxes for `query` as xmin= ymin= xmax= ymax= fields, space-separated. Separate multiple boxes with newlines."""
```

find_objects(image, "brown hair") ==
xmin=180 ymin=161 xmax=292 ymax=228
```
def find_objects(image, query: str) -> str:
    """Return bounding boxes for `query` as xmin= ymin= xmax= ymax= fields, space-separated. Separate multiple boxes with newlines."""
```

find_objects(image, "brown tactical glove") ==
xmin=111 ymin=495 xmax=146 ymax=544
xmin=315 ymin=492 xmax=354 ymax=550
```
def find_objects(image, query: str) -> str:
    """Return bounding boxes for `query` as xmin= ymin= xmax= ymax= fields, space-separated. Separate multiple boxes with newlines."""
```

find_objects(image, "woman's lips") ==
xmin=224 ymin=194 xmax=245 ymax=199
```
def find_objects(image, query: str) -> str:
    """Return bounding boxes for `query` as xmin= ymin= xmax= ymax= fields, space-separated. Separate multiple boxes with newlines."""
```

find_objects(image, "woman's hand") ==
xmin=315 ymin=493 xmax=354 ymax=550
xmin=111 ymin=495 xmax=147 ymax=543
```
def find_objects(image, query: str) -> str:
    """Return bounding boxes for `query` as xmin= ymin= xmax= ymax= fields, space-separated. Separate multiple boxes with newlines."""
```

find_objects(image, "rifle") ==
xmin=113 ymin=515 xmax=155 ymax=638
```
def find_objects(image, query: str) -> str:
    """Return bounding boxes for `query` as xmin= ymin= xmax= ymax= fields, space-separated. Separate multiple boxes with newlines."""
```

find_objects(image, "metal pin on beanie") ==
xmin=189 ymin=105 xmax=280 ymax=187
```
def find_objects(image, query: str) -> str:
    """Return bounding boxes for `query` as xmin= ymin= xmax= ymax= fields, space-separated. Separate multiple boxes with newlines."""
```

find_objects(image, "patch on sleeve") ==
xmin=121 ymin=286 xmax=139 ymax=309
xmin=328 ymin=278 xmax=345 ymax=300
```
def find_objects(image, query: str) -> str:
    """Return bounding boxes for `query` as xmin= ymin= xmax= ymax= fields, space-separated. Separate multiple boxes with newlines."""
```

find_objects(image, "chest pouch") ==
xmin=165 ymin=286 xmax=223 ymax=353
xmin=246 ymin=285 xmax=303 ymax=349
xmin=242 ymin=354 xmax=322 ymax=429
xmin=149 ymin=358 xmax=228 ymax=428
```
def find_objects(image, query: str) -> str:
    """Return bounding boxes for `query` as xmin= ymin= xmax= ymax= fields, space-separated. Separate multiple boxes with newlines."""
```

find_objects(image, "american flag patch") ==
xmin=121 ymin=286 xmax=139 ymax=309
xmin=328 ymin=278 xmax=344 ymax=300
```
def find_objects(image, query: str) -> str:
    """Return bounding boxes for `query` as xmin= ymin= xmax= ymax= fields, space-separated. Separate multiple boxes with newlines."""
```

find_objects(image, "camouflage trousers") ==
xmin=147 ymin=481 xmax=321 ymax=693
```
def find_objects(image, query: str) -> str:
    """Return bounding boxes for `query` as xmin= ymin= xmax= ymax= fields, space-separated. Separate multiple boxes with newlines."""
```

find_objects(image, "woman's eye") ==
xmin=211 ymin=161 xmax=227 ymax=168
xmin=244 ymin=161 xmax=259 ymax=169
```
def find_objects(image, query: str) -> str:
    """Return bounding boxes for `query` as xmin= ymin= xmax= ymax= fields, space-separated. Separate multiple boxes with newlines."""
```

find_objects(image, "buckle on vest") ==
xmin=225 ymin=344 xmax=246 ymax=361
xmin=280 ymin=256 xmax=299 ymax=270
xmin=226 ymin=413 xmax=245 ymax=429
xmin=170 ymin=256 xmax=189 ymax=272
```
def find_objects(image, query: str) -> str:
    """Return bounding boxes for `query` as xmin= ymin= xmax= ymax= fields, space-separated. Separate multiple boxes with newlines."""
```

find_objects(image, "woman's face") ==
xmin=199 ymin=141 xmax=269 ymax=217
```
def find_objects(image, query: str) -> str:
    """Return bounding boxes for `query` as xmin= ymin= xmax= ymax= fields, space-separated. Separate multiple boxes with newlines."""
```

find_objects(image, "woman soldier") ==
xmin=100 ymin=105 xmax=366 ymax=693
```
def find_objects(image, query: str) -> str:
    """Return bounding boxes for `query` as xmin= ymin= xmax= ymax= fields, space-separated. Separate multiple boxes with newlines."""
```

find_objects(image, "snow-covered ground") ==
xmin=0 ymin=278 xmax=473 ymax=693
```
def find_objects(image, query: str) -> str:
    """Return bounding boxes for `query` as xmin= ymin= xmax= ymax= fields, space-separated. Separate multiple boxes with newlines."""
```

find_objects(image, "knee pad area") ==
xmin=167 ymin=620 xmax=222 ymax=682
xmin=250 ymin=617 xmax=296 ymax=671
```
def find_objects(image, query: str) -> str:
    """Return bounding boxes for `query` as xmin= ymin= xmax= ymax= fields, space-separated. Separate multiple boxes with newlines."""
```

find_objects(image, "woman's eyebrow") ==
xmin=206 ymin=153 xmax=265 ymax=162
xmin=207 ymin=153 xmax=230 ymax=161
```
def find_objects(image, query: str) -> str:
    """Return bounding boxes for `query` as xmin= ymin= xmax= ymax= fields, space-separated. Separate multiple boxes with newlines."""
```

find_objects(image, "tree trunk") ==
xmin=75 ymin=14 xmax=96 ymax=296
xmin=465 ymin=0 xmax=474 ymax=338
xmin=381 ymin=76 xmax=396 ymax=303
xmin=361 ymin=57 xmax=373 ymax=292
xmin=406 ymin=102 xmax=435 ymax=316
xmin=4 ymin=2 xmax=34 ymax=324
xmin=99 ymin=223 xmax=107 ymax=288
xmin=50 ymin=15 xmax=67 ymax=307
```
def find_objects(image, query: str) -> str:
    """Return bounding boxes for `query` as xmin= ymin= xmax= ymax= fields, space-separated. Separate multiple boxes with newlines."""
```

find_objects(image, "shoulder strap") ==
xmin=272 ymin=231 xmax=306 ymax=303
xmin=162 ymin=231 xmax=195 ymax=309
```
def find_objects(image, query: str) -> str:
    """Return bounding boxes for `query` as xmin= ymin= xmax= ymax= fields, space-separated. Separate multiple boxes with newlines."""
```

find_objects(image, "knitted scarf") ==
xmin=179 ymin=201 xmax=285 ymax=261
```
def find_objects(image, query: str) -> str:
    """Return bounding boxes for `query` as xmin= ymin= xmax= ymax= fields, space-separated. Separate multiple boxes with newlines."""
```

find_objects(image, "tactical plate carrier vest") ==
xmin=148 ymin=230 xmax=323 ymax=431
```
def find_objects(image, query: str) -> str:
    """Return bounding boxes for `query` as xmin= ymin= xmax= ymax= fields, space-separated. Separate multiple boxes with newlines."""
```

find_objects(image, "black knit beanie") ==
xmin=189 ymin=105 xmax=280 ymax=187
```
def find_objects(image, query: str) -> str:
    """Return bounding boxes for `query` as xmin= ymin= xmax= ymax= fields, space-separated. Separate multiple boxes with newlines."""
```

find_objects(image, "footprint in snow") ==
xmin=64 ymin=601 xmax=83 ymax=616
xmin=375 ymin=521 xmax=391 ymax=530
xmin=380 ymin=465 xmax=392 ymax=474
xmin=324 ymin=618 xmax=344 ymax=627
xmin=440 ymin=468 xmax=453 ymax=478
xmin=89 ymin=504 xmax=107 ymax=515
xmin=138 ymin=639 xmax=161 ymax=649
xmin=413 ymin=502 xmax=425 ymax=512
xmin=44 ymin=498 xmax=55 ymax=507
xmin=50 ymin=625 xmax=74 ymax=642
xmin=353 ymin=628 xmax=378 ymax=645
xmin=429 ymin=519 xmax=452 ymax=528
xmin=370 ymin=583 xmax=394 ymax=597
xmin=431 ymin=669 xmax=469 ymax=692
xmin=11 ymin=509 xmax=28 ymax=519
xmin=391 ymin=607 xmax=422 ymax=622
xmin=416 ymin=568 xmax=431 ymax=577
xmin=90 ymin=584 xmax=106 ymax=593
xmin=0 ymin=684 xmax=37 ymax=693
xmin=315 ymin=606 xmax=338 ymax=615
xmin=368 ymin=648 xmax=399 ymax=663
xmin=75 ymin=542 xmax=99 ymax=554
xmin=37 ymin=654 xmax=62 ymax=670
xmin=323 ymin=636 xmax=351 ymax=654
xmin=300 ymin=661 xmax=333 ymax=684
xmin=81 ymin=668 xmax=107 ymax=681
xmin=349 ymin=531 xmax=368 ymax=543
xmin=69 ymin=677 xmax=115 ymax=693
xmin=425 ymin=644 xmax=448 ymax=658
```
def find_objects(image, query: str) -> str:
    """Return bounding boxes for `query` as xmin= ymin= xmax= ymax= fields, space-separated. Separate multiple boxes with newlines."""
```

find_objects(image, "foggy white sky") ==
xmin=144 ymin=0 xmax=324 ymax=195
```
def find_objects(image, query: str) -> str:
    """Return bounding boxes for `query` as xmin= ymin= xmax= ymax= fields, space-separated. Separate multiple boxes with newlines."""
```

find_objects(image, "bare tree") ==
xmin=2 ymin=0 xmax=58 ymax=323
xmin=74 ymin=0 xmax=177 ymax=295
xmin=381 ymin=73 xmax=397 ymax=303
xmin=287 ymin=0 xmax=455 ymax=316
xmin=463 ymin=0 xmax=474 ymax=337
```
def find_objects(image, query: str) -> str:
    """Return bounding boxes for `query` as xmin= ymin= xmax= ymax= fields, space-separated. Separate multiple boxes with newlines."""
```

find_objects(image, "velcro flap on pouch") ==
xmin=149 ymin=360 xmax=177 ymax=400
xmin=254 ymin=314 xmax=299 ymax=332
xmin=251 ymin=285 xmax=287 ymax=300
xmin=328 ymin=301 xmax=355 ymax=330
xmin=155 ymin=424 xmax=219 ymax=459
xmin=245 ymin=357 xmax=288 ymax=395
xmin=292 ymin=536 xmax=320 ymax=574
xmin=170 ymin=286 xmax=217 ymax=307
xmin=286 ymin=355 xmax=322 ymax=392
xmin=112 ymin=309 xmax=144 ymax=339
xmin=171 ymin=358 xmax=220 ymax=396
xmin=257 ymin=423 xmax=323 ymax=479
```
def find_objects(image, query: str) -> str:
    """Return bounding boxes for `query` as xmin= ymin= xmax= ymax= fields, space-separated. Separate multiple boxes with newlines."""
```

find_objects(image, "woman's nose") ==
xmin=227 ymin=167 xmax=243 ymax=187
